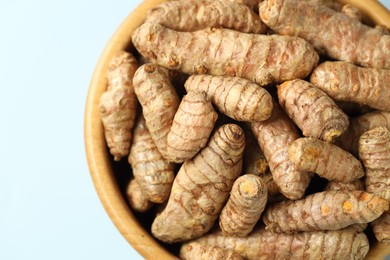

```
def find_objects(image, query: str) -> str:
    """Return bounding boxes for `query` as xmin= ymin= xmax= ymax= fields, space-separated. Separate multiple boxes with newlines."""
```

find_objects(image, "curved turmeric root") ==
xmin=288 ymin=137 xmax=364 ymax=183
xmin=99 ymin=51 xmax=138 ymax=161
xmin=250 ymin=102 xmax=312 ymax=200
xmin=151 ymin=124 xmax=245 ymax=243
xmin=278 ymin=79 xmax=349 ymax=143
xmin=146 ymin=0 xmax=266 ymax=33
xmin=128 ymin=116 xmax=175 ymax=203
xmin=260 ymin=0 xmax=390 ymax=69
xmin=359 ymin=127 xmax=390 ymax=243
xmin=184 ymin=75 xmax=273 ymax=122
xmin=263 ymin=190 xmax=389 ymax=233
xmin=310 ymin=61 xmax=390 ymax=111
xmin=132 ymin=22 xmax=318 ymax=86
xmin=193 ymin=227 xmax=369 ymax=260
xmin=167 ymin=91 xmax=218 ymax=163
xmin=133 ymin=63 xmax=180 ymax=161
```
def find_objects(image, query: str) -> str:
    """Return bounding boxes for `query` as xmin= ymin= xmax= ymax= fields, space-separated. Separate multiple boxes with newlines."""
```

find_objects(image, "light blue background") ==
xmin=0 ymin=1 xmax=389 ymax=259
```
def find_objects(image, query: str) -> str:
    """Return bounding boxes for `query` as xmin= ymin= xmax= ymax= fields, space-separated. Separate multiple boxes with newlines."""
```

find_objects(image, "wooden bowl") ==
xmin=84 ymin=0 xmax=390 ymax=259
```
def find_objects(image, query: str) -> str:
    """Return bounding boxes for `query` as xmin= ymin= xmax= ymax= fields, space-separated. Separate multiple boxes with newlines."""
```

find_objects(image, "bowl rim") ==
xmin=85 ymin=0 xmax=390 ymax=259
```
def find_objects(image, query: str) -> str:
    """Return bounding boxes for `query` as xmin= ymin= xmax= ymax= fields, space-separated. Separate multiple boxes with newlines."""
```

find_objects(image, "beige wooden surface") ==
xmin=85 ymin=0 xmax=390 ymax=259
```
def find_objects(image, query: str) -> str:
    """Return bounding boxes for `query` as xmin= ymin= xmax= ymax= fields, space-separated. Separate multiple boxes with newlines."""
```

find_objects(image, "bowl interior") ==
xmin=85 ymin=0 xmax=390 ymax=259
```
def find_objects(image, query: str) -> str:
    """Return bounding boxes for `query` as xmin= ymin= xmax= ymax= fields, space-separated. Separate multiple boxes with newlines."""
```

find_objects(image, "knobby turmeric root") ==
xmin=167 ymin=91 xmax=218 ymax=163
xmin=219 ymin=174 xmax=267 ymax=237
xmin=192 ymin=227 xmax=369 ymax=260
xmin=359 ymin=127 xmax=390 ymax=243
xmin=337 ymin=111 xmax=390 ymax=155
xmin=278 ymin=79 xmax=349 ymax=143
xmin=151 ymin=124 xmax=245 ymax=243
xmin=288 ymin=137 xmax=364 ymax=183
xmin=146 ymin=0 xmax=266 ymax=33
xmin=260 ymin=0 xmax=390 ymax=69
xmin=184 ymin=75 xmax=273 ymax=122
xmin=263 ymin=190 xmax=389 ymax=233
xmin=126 ymin=179 xmax=153 ymax=213
xmin=132 ymin=22 xmax=318 ymax=86
xmin=99 ymin=51 xmax=138 ymax=161
xmin=310 ymin=61 xmax=390 ymax=111
xmin=128 ymin=116 xmax=175 ymax=203
xmin=180 ymin=242 xmax=243 ymax=260
xmin=250 ymin=102 xmax=312 ymax=200
xmin=133 ymin=63 xmax=180 ymax=161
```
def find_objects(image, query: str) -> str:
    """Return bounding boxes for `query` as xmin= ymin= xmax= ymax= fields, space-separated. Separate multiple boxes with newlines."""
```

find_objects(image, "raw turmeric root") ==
xmin=310 ymin=61 xmax=390 ymax=111
xmin=250 ymin=102 xmax=312 ymax=200
xmin=278 ymin=79 xmax=349 ymax=143
xmin=288 ymin=137 xmax=364 ymax=183
xmin=184 ymin=75 xmax=273 ymax=122
xmin=128 ymin=116 xmax=175 ymax=203
xmin=359 ymin=127 xmax=390 ymax=243
xmin=151 ymin=124 xmax=245 ymax=243
xmin=99 ymin=51 xmax=138 ymax=161
xmin=146 ymin=0 xmax=266 ymax=33
xmin=263 ymin=190 xmax=389 ymax=233
xmin=132 ymin=22 xmax=318 ymax=86
xmin=133 ymin=63 xmax=180 ymax=161
xmin=180 ymin=242 xmax=243 ymax=260
xmin=192 ymin=227 xmax=369 ymax=260
xmin=167 ymin=91 xmax=218 ymax=163
xmin=337 ymin=111 xmax=390 ymax=155
xmin=126 ymin=179 xmax=153 ymax=213
xmin=219 ymin=174 xmax=267 ymax=237
xmin=259 ymin=0 xmax=390 ymax=69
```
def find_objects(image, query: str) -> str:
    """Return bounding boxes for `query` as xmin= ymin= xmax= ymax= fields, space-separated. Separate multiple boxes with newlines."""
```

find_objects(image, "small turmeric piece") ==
xmin=337 ymin=111 xmax=390 ymax=155
xmin=288 ymin=137 xmax=364 ymax=183
xmin=359 ymin=127 xmax=390 ymax=243
xmin=219 ymin=174 xmax=267 ymax=237
xmin=132 ymin=22 xmax=318 ymax=86
xmin=126 ymin=179 xmax=153 ymax=213
xmin=184 ymin=75 xmax=273 ymax=122
xmin=192 ymin=227 xmax=369 ymax=260
xmin=262 ymin=190 xmax=389 ymax=233
xmin=259 ymin=0 xmax=390 ymax=69
xmin=146 ymin=0 xmax=266 ymax=33
xmin=167 ymin=91 xmax=218 ymax=163
xmin=278 ymin=79 xmax=349 ymax=143
xmin=99 ymin=51 xmax=138 ymax=161
xmin=251 ymin=102 xmax=312 ymax=200
xmin=151 ymin=124 xmax=245 ymax=243
xmin=180 ymin=242 xmax=243 ymax=260
xmin=310 ymin=61 xmax=390 ymax=111
xmin=128 ymin=116 xmax=175 ymax=203
xmin=133 ymin=63 xmax=180 ymax=161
